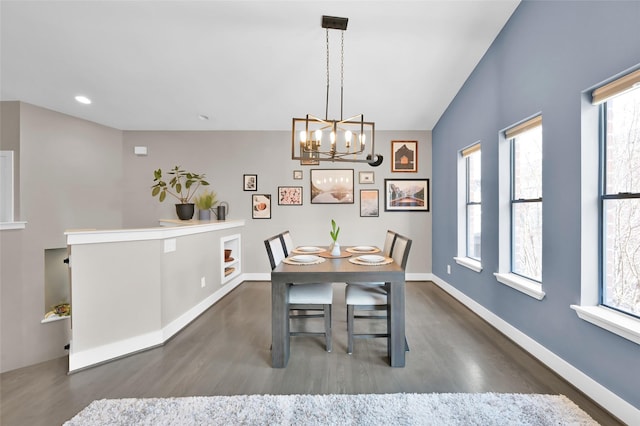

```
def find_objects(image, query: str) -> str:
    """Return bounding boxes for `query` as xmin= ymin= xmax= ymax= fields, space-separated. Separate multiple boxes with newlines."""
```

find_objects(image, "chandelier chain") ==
xmin=340 ymin=30 xmax=344 ymax=120
xmin=325 ymin=28 xmax=330 ymax=120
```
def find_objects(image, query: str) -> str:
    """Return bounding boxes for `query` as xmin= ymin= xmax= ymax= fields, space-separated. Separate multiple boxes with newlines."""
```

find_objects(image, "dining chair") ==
xmin=346 ymin=230 xmax=397 ymax=288
xmin=345 ymin=233 xmax=412 ymax=355
xmin=264 ymin=233 xmax=333 ymax=352
xmin=280 ymin=230 xmax=294 ymax=257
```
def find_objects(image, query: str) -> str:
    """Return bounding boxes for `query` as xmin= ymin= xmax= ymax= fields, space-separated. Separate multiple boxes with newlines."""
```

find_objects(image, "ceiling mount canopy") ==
xmin=321 ymin=15 xmax=348 ymax=31
xmin=291 ymin=15 xmax=383 ymax=167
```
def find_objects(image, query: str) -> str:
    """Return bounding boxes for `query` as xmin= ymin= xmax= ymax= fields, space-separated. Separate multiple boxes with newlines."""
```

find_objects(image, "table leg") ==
xmin=271 ymin=278 xmax=290 ymax=367
xmin=387 ymin=280 xmax=406 ymax=367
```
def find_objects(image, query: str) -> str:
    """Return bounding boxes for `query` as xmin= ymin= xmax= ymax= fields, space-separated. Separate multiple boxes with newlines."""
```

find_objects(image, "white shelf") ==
xmin=41 ymin=314 xmax=70 ymax=324
xmin=221 ymin=234 xmax=241 ymax=285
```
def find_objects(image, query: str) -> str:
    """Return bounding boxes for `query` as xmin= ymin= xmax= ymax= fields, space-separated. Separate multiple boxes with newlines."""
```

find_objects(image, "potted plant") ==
xmin=329 ymin=219 xmax=341 ymax=256
xmin=194 ymin=189 xmax=218 ymax=221
xmin=151 ymin=166 xmax=209 ymax=220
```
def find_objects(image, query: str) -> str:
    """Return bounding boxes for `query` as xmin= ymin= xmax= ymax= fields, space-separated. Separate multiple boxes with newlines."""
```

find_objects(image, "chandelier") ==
xmin=291 ymin=16 xmax=383 ymax=167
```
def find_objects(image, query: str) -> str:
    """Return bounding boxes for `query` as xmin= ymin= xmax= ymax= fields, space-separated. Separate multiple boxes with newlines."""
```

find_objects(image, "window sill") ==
xmin=494 ymin=272 xmax=545 ymax=300
xmin=454 ymin=257 xmax=482 ymax=273
xmin=0 ymin=221 xmax=26 ymax=230
xmin=570 ymin=305 xmax=640 ymax=346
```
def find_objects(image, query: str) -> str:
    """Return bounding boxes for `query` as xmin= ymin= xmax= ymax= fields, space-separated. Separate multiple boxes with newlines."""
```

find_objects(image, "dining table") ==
xmin=270 ymin=246 xmax=406 ymax=368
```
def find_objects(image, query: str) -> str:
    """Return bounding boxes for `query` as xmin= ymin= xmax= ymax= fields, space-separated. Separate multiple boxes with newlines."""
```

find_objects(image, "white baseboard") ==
xmin=243 ymin=272 xmax=431 ymax=282
xmin=69 ymin=331 xmax=163 ymax=373
xmin=430 ymin=273 xmax=639 ymax=424
xmin=162 ymin=276 xmax=243 ymax=340
xmin=242 ymin=272 xmax=271 ymax=281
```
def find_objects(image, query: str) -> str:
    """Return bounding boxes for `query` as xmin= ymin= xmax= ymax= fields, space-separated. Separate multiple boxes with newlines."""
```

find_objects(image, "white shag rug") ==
xmin=64 ymin=393 xmax=599 ymax=425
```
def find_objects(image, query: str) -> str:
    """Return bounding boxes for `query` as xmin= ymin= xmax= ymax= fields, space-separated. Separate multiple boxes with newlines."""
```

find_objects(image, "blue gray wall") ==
xmin=432 ymin=1 xmax=639 ymax=409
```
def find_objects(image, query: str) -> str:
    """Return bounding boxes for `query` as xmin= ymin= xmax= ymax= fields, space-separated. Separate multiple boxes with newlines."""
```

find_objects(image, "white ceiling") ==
xmin=1 ymin=1 xmax=519 ymax=131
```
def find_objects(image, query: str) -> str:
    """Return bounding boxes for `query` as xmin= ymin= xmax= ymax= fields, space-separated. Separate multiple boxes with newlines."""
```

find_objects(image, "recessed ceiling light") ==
xmin=198 ymin=114 xmax=209 ymax=121
xmin=75 ymin=95 xmax=92 ymax=105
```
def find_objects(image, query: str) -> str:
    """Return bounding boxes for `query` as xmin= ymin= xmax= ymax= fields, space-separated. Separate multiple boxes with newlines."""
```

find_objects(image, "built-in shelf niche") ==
xmin=221 ymin=234 xmax=241 ymax=284
xmin=43 ymin=247 xmax=70 ymax=322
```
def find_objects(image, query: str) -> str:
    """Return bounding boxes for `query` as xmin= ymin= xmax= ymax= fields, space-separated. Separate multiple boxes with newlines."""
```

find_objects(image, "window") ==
xmin=495 ymin=115 xmax=545 ymax=299
xmin=455 ymin=144 xmax=482 ymax=272
xmin=572 ymin=68 xmax=640 ymax=345
xmin=598 ymin=72 xmax=640 ymax=319
xmin=509 ymin=117 xmax=543 ymax=282
xmin=465 ymin=145 xmax=482 ymax=260
xmin=1 ymin=151 xmax=15 ymax=222
xmin=0 ymin=150 xmax=25 ymax=230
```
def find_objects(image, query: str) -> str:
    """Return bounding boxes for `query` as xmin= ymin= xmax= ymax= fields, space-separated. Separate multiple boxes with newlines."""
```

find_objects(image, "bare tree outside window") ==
xmin=466 ymin=149 xmax=482 ymax=260
xmin=511 ymin=125 xmax=542 ymax=282
xmin=602 ymin=87 xmax=640 ymax=317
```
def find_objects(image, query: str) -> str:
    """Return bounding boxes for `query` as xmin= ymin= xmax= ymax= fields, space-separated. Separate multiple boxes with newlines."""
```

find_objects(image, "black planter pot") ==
xmin=175 ymin=203 xmax=195 ymax=220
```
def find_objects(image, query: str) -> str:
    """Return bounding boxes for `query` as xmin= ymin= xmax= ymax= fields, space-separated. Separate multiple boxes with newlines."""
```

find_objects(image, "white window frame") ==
xmin=455 ymin=142 xmax=482 ymax=273
xmin=495 ymin=116 xmax=545 ymax=300
xmin=572 ymin=68 xmax=640 ymax=345
xmin=0 ymin=150 xmax=25 ymax=230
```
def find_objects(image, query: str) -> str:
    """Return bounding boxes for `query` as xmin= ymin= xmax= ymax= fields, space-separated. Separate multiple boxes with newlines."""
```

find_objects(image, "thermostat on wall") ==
xmin=134 ymin=146 xmax=148 ymax=156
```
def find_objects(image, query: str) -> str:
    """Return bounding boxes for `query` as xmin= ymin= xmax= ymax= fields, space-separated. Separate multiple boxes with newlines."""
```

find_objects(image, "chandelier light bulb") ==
xmin=315 ymin=129 xmax=323 ymax=145
xmin=299 ymin=130 xmax=307 ymax=143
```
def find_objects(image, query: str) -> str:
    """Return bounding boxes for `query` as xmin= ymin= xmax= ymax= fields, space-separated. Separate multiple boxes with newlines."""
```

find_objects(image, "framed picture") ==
xmin=391 ymin=140 xmax=418 ymax=173
xmin=293 ymin=170 xmax=303 ymax=180
xmin=243 ymin=174 xmax=257 ymax=191
xmin=359 ymin=171 xmax=375 ymax=184
xmin=278 ymin=186 xmax=303 ymax=205
xmin=252 ymin=194 xmax=271 ymax=219
xmin=360 ymin=189 xmax=379 ymax=217
xmin=384 ymin=178 xmax=429 ymax=212
xmin=310 ymin=169 xmax=354 ymax=204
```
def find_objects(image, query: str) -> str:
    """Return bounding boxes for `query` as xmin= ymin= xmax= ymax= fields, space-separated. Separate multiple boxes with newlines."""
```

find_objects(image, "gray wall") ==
xmin=432 ymin=1 xmax=639 ymax=409
xmin=0 ymin=102 xmax=123 ymax=372
xmin=121 ymin=130 xmax=432 ymax=276
xmin=0 ymin=103 xmax=431 ymax=372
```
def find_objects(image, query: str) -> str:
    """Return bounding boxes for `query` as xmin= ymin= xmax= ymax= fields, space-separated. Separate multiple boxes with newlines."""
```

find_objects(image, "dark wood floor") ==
xmin=1 ymin=281 xmax=622 ymax=426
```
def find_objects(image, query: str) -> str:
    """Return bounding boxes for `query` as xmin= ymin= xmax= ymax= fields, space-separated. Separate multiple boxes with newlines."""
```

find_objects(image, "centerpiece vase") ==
xmin=330 ymin=241 xmax=341 ymax=256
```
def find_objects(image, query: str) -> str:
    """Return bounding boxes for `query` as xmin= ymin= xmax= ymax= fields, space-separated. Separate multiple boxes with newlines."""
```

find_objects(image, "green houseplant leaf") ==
xmin=194 ymin=189 xmax=218 ymax=210
xmin=330 ymin=219 xmax=340 ymax=242
xmin=151 ymin=166 xmax=210 ymax=204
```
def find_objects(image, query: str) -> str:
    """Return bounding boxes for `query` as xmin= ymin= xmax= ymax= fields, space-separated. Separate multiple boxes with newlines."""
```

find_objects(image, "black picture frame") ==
xmin=252 ymin=194 xmax=271 ymax=219
xmin=310 ymin=169 xmax=354 ymax=204
xmin=384 ymin=178 xmax=429 ymax=211
xmin=243 ymin=174 xmax=257 ymax=191
xmin=278 ymin=186 xmax=303 ymax=205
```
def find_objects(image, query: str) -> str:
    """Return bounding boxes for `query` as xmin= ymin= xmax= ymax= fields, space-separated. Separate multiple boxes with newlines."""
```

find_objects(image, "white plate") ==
xmin=358 ymin=255 xmax=386 ymax=263
xmin=289 ymin=255 xmax=319 ymax=263
xmin=352 ymin=246 xmax=376 ymax=252
xmin=297 ymin=246 xmax=322 ymax=253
